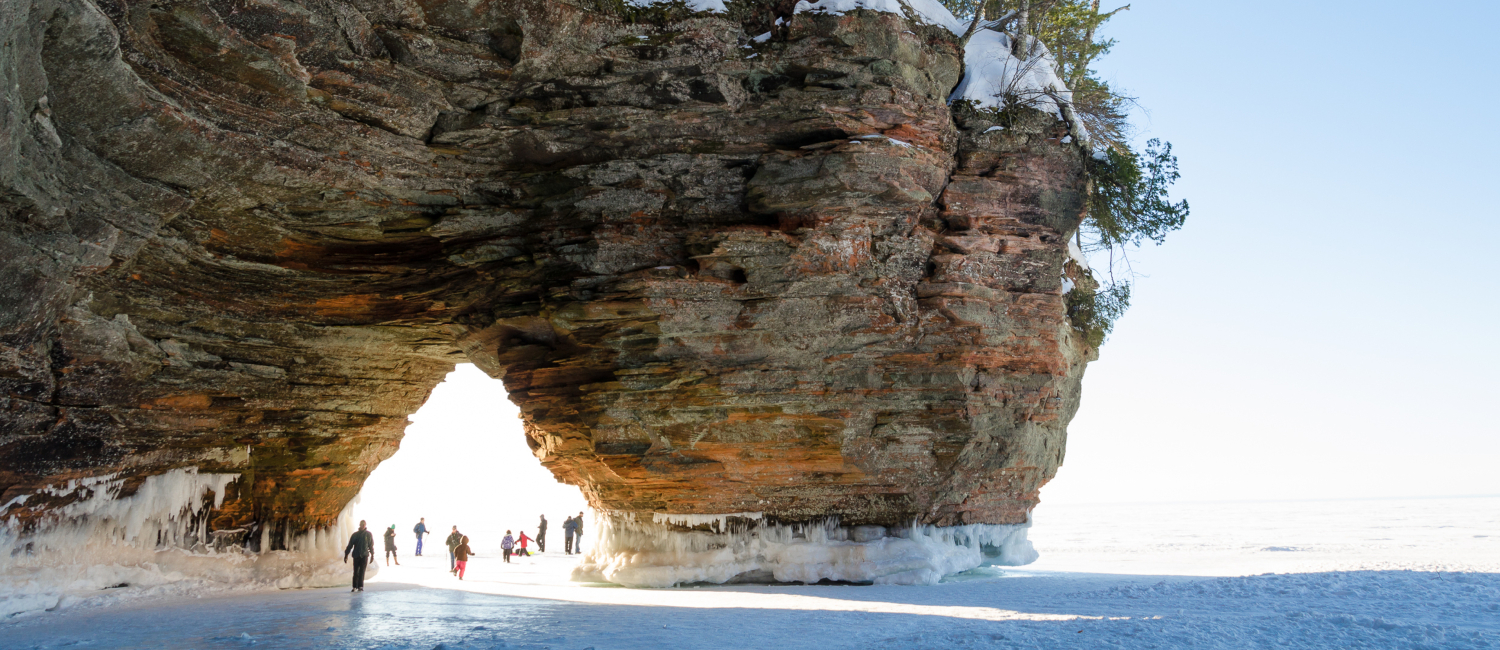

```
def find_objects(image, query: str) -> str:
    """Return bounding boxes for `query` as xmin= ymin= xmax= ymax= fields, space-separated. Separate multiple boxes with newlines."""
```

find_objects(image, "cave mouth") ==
xmin=352 ymin=364 xmax=587 ymax=556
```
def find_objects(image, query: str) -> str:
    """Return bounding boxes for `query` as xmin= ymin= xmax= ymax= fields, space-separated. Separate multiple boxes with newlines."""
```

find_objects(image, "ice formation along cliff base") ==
xmin=573 ymin=513 xmax=1038 ymax=588
xmin=0 ymin=469 xmax=372 ymax=618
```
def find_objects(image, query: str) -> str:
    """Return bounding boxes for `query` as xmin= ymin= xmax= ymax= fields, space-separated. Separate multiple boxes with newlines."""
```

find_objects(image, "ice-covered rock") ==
xmin=0 ymin=469 xmax=372 ymax=618
xmin=573 ymin=513 xmax=1037 ymax=587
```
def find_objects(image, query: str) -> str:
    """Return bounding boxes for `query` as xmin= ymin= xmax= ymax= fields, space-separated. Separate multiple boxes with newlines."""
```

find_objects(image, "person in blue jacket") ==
xmin=413 ymin=518 xmax=428 ymax=556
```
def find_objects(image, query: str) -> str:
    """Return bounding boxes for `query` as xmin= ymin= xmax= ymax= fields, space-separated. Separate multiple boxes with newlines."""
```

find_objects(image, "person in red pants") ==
xmin=453 ymin=535 xmax=473 ymax=580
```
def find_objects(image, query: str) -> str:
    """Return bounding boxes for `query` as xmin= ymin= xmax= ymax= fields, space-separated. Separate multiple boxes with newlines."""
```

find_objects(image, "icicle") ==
xmin=0 ymin=468 xmax=379 ymax=618
xmin=574 ymin=513 xmax=1038 ymax=588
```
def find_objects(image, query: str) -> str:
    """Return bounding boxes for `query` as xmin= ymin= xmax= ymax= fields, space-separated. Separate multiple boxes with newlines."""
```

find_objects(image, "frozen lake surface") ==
xmin=3 ymin=496 xmax=1496 ymax=649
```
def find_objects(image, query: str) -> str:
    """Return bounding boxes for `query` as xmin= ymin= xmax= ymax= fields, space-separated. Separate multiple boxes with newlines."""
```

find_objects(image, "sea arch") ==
xmin=0 ymin=0 xmax=1091 ymax=589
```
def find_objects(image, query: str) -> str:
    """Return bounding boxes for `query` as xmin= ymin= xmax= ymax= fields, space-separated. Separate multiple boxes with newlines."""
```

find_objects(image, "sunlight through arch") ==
xmin=353 ymin=364 xmax=588 ymax=556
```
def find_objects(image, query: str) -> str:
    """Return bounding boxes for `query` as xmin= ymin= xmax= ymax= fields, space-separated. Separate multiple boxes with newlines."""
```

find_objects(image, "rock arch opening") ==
xmin=352 ymin=363 xmax=587 ymax=557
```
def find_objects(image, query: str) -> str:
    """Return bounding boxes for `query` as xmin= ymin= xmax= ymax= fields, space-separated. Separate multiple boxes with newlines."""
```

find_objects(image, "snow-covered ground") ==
xmin=3 ymin=496 xmax=1496 ymax=649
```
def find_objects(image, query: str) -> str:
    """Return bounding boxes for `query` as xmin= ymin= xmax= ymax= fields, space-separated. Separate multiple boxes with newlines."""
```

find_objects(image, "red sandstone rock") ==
xmin=0 ymin=0 xmax=1093 ymax=546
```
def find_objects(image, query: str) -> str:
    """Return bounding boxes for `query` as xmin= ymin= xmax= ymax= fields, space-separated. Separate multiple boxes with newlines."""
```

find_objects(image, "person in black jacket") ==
xmin=382 ymin=525 xmax=401 ymax=566
xmin=573 ymin=511 xmax=585 ymax=554
xmin=562 ymin=516 xmax=575 ymax=554
xmin=536 ymin=515 xmax=547 ymax=553
xmin=343 ymin=520 xmax=376 ymax=592
xmin=445 ymin=526 xmax=462 ymax=574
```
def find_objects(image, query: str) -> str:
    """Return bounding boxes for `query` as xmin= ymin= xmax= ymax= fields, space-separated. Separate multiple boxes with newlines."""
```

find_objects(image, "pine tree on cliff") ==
xmin=946 ymin=0 xmax=1188 ymax=347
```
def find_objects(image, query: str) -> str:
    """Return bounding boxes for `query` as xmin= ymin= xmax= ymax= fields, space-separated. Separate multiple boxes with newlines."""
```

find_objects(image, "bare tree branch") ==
xmin=1069 ymin=3 xmax=1129 ymax=89
xmin=961 ymin=9 xmax=1017 ymax=46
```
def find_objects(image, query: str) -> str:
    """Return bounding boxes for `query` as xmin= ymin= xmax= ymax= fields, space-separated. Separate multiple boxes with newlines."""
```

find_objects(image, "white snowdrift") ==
xmin=0 ymin=468 xmax=372 ymax=618
xmin=573 ymin=512 xmax=1037 ymax=588
xmin=949 ymin=29 xmax=1072 ymax=120
xmin=792 ymin=0 xmax=965 ymax=34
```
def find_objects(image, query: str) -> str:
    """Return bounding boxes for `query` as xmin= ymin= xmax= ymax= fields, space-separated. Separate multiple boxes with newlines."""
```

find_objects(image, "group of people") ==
xmin=342 ymin=512 xmax=590 ymax=592
xmin=522 ymin=512 xmax=590 ymax=556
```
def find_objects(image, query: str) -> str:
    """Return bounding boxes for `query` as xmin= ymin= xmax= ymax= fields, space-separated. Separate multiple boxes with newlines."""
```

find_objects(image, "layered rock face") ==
xmin=0 ymin=0 xmax=1092 ymax=561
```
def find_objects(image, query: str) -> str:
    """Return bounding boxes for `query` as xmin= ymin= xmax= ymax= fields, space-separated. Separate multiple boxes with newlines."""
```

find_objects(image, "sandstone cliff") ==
xmin=0 ymin=0 xmax=1093 ymax=568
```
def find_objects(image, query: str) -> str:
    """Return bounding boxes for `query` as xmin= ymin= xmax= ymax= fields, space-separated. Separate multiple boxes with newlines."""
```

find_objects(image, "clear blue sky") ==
xmin=1045 ymin=0 xmax=1500 ymax=503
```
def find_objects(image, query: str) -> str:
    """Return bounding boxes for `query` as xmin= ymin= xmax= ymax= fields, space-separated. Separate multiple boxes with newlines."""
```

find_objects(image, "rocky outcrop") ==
xmin=1 ymin=0 xmax=1092 ymax=565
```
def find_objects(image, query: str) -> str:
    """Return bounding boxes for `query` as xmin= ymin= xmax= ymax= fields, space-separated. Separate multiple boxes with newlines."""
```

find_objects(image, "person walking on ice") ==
xmin=343 ymin=520 xmax=375 ymax=592
xmin=515 ymin=530 xmax=533 ymax=558
xmin=413 ymin=518 xmax=428 ymax=556
xmin=501 ymin=530 xmax=515 ymax=563
xmin=536 ymin=514 xmax=547 ymax=552
xmin=446 ymin=526 xmax=462 ymax=574
xmin=573 ymin=511 xmax=585 ymax=554
xmin=562 ymin=515 xmax=576 ymax=555
xmin=382 ymin=525 xmax=401 ymax=566
xmin=453 ymin=535 xmax=473 ymax=580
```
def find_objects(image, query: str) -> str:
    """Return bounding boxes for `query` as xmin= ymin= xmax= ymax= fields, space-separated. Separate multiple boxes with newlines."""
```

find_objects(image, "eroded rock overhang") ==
xmin=0 ymin=0 xmax=1094 ymax=579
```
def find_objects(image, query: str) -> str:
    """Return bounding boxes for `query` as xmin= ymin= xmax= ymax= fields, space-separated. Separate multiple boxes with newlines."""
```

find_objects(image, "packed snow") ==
xmin=2 ymin=496 xmax=1494 ymax=649
xmin=575 ymin=513 xmax=1036 ymax=587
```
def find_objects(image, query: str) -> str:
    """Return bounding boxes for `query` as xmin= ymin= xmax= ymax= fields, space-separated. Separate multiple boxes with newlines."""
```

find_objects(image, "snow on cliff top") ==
xmin=789 ymin=1 xmax=1076 ymax=122
xmin=791 ymin=0 xmax=965 ymax=34
xmin=948 ymin=29 xmax=1073 ymax=119
xmin=626 ymin=0 xmax=965 ymax=33
xmin=626 ymin=0 xmax=728 ymax=13
xmin=627 ymin=0 xmax=1073 ymax=123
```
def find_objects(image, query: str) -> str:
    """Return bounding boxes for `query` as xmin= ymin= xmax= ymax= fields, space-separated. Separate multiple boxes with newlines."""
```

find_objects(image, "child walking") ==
xmin=501 ymin=530 xmax=515 ymax=563
xmin=453 ymin=535 xmax=473 ymax=580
